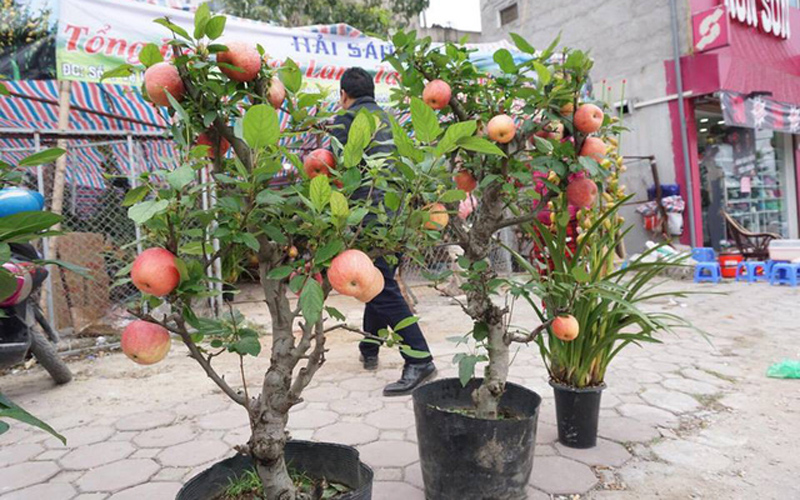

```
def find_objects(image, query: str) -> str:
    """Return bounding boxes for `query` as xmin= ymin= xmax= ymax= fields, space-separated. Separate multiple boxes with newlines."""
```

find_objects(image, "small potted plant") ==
xmin=522 ymin=121 xmax=696 ymax=449
xmin=386 ymin=31 xmax=613 ymax=499
xmin=103 ymin=5 xmax=470 ymax=499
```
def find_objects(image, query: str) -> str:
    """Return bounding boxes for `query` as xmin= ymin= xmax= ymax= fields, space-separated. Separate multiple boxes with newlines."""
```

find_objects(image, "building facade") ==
xmin=481 ymin=0 xmax=800 ymax=252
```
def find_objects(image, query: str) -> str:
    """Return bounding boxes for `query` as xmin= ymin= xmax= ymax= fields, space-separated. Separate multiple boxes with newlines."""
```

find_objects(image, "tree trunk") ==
xmin=250 ymin=267 xmax=299 ymax=499
xmin=462 ymin=181 xmax=511 ymax=420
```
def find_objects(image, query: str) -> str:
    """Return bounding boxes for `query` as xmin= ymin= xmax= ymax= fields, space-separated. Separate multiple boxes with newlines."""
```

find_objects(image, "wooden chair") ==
xmin=722 ymin=211 xmax=780 ymax=261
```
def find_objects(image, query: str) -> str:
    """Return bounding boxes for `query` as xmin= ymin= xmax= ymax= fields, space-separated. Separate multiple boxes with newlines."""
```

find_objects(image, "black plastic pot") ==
xmin=176 ymin=441 xmax=373 ymax=500
xmin=550 ymin=380 xmax=605 ymax=449
xmin=222 ymin=283 xmax=237 ymax=303
xmin=412 ymin=378 xmax=541 ymax=500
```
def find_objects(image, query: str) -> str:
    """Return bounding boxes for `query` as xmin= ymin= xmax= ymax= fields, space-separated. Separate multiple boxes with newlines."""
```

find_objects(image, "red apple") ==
xmin=580 ymin=137 xmax=608 ymax=162
xmin=454 ymin=170 xmax=477 ymax=193
xmin=424 ymin=202 xmax=449 ymax=230
xmin=354 ymin=267 xmax=385 ymax=303
xmin=566 ymin=178 xmax=598 ymax=209
xmin=121 ymin=320 xmax=171 ymax=365
xmin=533 ymin=121 xmax=564 ymax=142
xmin=422 ymin=79 xmax=452 ymax=110
xmin=196 ymin=132 xmax=230 ymax=159
xmin=574 ymin=103 xmax=604 ymax=134
xmin=486 ymin=114 xmax=516 ymax=144
xmin=144 ymin=62 xmax=185 ymax=107
xmin=559 ymin=102 xmax=575 ymax=117
xmin=552 ymin=314 xmax=579 ymax=341
xmin=217 ymin=41 xmax=261 ymax=82
xmin=267 ymin=76 xmax=286 ymax=109
xmin=131 ymin=248 xmax=180 ymax=297
xmin=328 ymin=250 xmax=384 ymax=300
xmin=303 ymin=149 xmax=336 ymax=179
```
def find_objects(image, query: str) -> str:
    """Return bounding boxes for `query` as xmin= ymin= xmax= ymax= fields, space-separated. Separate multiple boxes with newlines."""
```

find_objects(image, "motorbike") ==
xmin=0 ymin=188 xmax=72 ymax=384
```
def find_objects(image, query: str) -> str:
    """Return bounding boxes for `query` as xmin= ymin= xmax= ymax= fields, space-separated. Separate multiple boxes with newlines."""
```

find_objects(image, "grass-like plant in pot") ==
xmin=102 ymin=5 xmax=493 ymax=499
xmin=384 ymin=30 xmax=628 ymax=499
xmin=517 ymin=131 xmax=696 ymax=449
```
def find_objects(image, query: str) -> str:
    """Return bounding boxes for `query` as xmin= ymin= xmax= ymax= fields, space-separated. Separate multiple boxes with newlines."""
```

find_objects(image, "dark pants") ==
xmin=360 ymin=257 xmax=432 ymax=365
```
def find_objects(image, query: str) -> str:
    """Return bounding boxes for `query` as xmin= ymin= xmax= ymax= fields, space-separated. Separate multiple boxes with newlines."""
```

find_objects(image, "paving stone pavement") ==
xmin=0 ymin=281 xmax=796 ymax=499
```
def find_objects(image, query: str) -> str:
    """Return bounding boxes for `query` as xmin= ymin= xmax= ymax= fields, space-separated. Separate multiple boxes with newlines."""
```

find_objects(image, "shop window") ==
xmin=499 ymin=3 xmax=518 ymax=26
xmin=697 ymin=110 xmax=798 ymax=249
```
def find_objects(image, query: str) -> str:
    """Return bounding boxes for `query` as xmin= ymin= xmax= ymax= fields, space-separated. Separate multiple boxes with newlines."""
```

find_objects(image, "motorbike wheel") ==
xmin=29 ymin=328 xmax=72 ymax=385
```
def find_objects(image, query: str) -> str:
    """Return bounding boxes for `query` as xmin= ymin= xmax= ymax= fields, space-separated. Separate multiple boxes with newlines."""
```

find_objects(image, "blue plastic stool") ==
xmin=769 ymin=263 xmax=800 ymax=287
xmin=735 ymin=261 xmax=769 ymax=283
xmin=692 ymin=247 xmax=716 ymax=262
xmin=694 ymin=262 xmax=722 ymax=283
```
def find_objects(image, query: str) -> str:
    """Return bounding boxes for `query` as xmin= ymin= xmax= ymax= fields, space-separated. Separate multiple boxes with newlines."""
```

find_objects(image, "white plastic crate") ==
xmin=768 ymin=240 xmax=800 ymax=262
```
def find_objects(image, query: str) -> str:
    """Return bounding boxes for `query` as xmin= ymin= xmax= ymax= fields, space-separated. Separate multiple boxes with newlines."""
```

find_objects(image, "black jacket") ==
xmin=330 ymin=96 xmax=394 ymax=203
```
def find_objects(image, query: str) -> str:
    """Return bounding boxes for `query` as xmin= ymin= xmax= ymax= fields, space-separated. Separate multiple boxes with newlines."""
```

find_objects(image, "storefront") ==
xmin=668 ymin=0 xmax=800 ymax=249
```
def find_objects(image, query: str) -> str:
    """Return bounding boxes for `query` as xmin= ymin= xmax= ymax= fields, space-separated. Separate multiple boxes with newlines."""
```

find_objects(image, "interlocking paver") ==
xmin=404 ymin=462 xmax=423 ymax=489
xmin=0 ymin=462 xmax=60 ymax=494
xmin=0 ymin=482 xmax=76 ymax=500
xmin=73 ymin=494 xmax=107 ymax=500
xmin=618 ymin=403 xmax=679 ymax=427
xmin=0 ymin=443 xmax=44 ymax=468
xmin=359 ymin=441 xmax=419 ymax=468
xmin=555 ymin=438 xmax=631 ymax=467
xmin=60 ymin=441 xmax=135 ymax=470
xmin=158 ymin=440 xmax=229 ymax=467
xmin=598 ymin=416 xmax=660 ymax=443
xmin=115 ymin=411 xmax=176 ymax=431
xmin=640 ymin=389 xmax=700 ymax=414
xmin=535 ymin=422 xmax=558 ymax=444
xmin=106 ymin=482 xmax=182 ymax=500
xmin=372 ymin=481 xmax=424 ymax=500
xmin=197 ymin=408 xmax=248 ymax=430
xmin=300 ymin=384 xmax=348 ymax=402
xmin=44 ymin=426 xmax=115 ymax=449
xmin=312 ymin=422 xmax=379 ymax=446
xmin=287 ymin=409 xmax=338 ymax=429
xmin=661 ymin=377 xmax=722 ymax=396
xmin=363 ymin=406 xmax=415 ymax=430
xmin=172 ymin=397 xmax=228 ymax=417
xmin=652 ymin=439 xmax=733 ymax=472
xmin=328 ymin=394 xmax=384 ymax=415
xmin=133 ymin=425 xmax=196 ymax=448
xmin=338 ymin=376 xmax=387 ymax=391
xmin=529 ymin=456 xmax=597 ymax=495
xmin=76 ymin=459 xmax=159 ymax=492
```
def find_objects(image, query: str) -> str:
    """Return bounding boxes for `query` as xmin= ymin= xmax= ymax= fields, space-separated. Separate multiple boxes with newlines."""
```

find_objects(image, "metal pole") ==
xmin=34 ymin=132 xmax=57 ymax=328
xmin=669 ymin=0 xmax=698 ymax=247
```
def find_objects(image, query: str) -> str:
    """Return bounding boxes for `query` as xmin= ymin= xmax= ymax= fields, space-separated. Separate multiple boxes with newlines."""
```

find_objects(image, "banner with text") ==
xmin=56 ymin=0 xmax=523 ymax=101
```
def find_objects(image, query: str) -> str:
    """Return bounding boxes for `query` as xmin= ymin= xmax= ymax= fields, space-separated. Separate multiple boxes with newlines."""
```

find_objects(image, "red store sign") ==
xmin=724 ymin=0 xmax=791 ymax=39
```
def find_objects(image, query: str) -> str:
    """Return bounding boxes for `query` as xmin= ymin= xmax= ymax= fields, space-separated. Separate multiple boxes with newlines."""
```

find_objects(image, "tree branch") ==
xmin=508 ymin=318 xmax=555 ymax=344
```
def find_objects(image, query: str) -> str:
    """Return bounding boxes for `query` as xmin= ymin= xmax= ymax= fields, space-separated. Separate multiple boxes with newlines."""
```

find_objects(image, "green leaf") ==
xmin=255 ymin=189 xmax=283 ymax=205
xmin=493 ymin=48 xmax=517 ymax=74
xmin=578 ymin=156 xmax=601 ymax=176
xmin=458 ymin=355 xmax=481 ymax=387
xmin=101 ymin=64 xmax=134 ymax=81
xmin=309 ymin=175 xmax=332 ymax=212
xmin=390 ymin=116 xmax=423 ymax=162
xmin=230 ymin=336 xmax=261 ymax=357
xmin=18 ymin=148 xmax=65 ymax=167
xmin=315 ymin=239 xmax=344 ymax=264
xmin=279 ymin=59 xmax=302 ymax=93
xmin=325 ymin=306 xmax=346 ymax=322
xmin=139 ymin=43 xmax=164 ymax=68
xmin=239 ymin=233 xmax=260 ymax=252
xmin=0 ymin=211 xmax=61 ymax=241
xmin=410 ymin=97 xmax=441 ymax=143
xmin=330 ymin=191 xmax=349 ymax=218
xmin=193 ymin=2 xmax=210 ymax=39
xmin=572 ymin=267 xmax=591 ymax=283
xmin=343 ymin=111 xmax=372 ymax=168
xmin=205 ymin=16 xmax=226 ymax=40
xmin=472 ymin=322 xmax=489 ymax=341
xmin=457 ymin=136 xmax=506 ymax=157
xmin=166 ymin=165 xmax=194 ymax=190
xmin=153 ymin=18 xmax=191 ymax=40
xmin=440 ymin=189 xmax=467 ymax=203
xmin=394 ymin=316 xmax=419 ymax=331
xmin=532 ymin=61 xmax=551 ymax=86
xmin=509 ymin=33 xmax=535 ymax=54
xmin=384 ymin=191 xmax=401 ymax=212
xmin=128 ymin=199 xmax=169 ymax=224
xmin=436 ymin=120 xmax=477 ymax=155
xmin=0 ymin=243 xmax=9 ymax=263
xmin=267 ymin=266 xmax=294 ymax=279
xmin=260 ymin=223 xmax=288 ymax=245
xmin=0 ymin=269 xmax=16 ymax=302
xmin=300 ymin=278 xmax=324 ymax=324
xmin=243 ymin=104 xmax=279 ymax=149
xmin=533 ymin=135 xmax=554 ymax=153
xmin=0 ymin=83 xmax=9 ymax=96
xmin=122 ymin=185 xmax=149 ymax=207
xmin=0 ymin=393 xmax=65 ymax=444
xmin=400 ymin=348 xmax=431 ymax=359
xmin=347 ymin=207 xmax=368 ymax=226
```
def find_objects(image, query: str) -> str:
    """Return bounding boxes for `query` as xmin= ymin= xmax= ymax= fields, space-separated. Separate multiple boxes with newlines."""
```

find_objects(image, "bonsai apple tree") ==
xmin=104 ymin=5 xmax=487 ymax=498
xmin=385 ymin=32 xmax=621 ymax=418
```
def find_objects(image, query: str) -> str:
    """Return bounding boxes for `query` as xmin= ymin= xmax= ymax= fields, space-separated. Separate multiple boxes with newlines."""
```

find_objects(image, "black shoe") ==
xmin=360 ymin=355 xmax=379 ymax=371
xmin=383 ymin=361 xmax=436 ymax=397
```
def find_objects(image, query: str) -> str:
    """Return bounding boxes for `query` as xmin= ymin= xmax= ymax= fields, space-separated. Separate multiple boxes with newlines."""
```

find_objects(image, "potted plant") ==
xmin=521 ymin=138 xmax=695 ymax=449
xmin=103 ymin=5 xmax=474 ymax=499
xmin=385 ymin=32 xmax=614 ymax=499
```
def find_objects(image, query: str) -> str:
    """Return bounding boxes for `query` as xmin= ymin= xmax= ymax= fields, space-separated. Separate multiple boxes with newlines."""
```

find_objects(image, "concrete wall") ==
xmin=480 ymin=0 xmax=693 ymax=252
xmin=413 ymin=25 xmax=483 ymax=43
